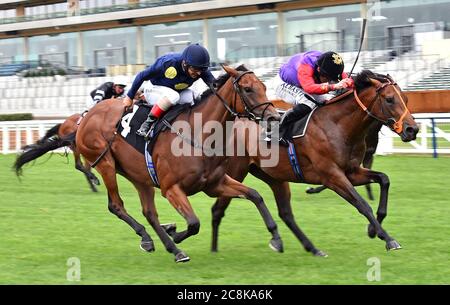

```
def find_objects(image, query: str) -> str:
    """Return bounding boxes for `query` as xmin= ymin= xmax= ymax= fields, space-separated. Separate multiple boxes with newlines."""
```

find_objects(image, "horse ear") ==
xmin=221 ymin=65 xmax=239 ymax=78
xmin=369 ymin=78 xmax=382 ymax=88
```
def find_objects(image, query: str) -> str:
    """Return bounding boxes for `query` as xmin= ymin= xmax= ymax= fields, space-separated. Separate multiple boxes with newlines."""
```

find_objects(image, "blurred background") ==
xmin=0 ymin=0 xmax=449 ymax=156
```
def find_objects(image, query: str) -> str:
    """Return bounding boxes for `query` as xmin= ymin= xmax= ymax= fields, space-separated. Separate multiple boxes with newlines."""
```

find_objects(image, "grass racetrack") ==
xmin=0 ymin=153 xmax=449 ymax=284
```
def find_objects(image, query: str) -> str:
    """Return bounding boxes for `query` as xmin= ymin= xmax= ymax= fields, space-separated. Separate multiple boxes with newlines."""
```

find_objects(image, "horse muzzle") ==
xmin=400 ymin=122 xmax=419 ymax=142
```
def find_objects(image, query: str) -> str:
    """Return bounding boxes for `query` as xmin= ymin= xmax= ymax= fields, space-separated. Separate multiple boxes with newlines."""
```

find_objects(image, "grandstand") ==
xmin=0 ymin=0 xmax=450 ymax=119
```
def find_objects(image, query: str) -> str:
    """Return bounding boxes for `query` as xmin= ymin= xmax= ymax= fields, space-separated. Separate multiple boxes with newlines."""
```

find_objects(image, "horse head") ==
xmin=219 ymin=65 xmax=281 ymax=123
xmin=354 ymin=70 xmax=418 ymax=142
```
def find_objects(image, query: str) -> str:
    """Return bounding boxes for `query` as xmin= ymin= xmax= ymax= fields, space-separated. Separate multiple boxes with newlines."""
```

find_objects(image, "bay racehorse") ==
xmin=305 ymin=122 xmax=381 ymax=199
xmin=272 ymin=98 xmax=381 ymax=200
xmin=211 ymin=70 xmax=419 ymax=255
xmin=75 ymin=65 xmax=282 ymax=262
xmin=14 ymin=113 xmax=100 ymax=192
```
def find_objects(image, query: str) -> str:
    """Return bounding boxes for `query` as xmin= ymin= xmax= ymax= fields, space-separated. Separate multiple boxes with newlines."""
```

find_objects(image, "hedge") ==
xmin=0 ymin=113 xmax=34 ymax=121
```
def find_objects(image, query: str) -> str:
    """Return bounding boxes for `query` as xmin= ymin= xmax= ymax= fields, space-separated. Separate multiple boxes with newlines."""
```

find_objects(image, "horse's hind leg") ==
xmin=325 ymin=169 xmax=400 ymax=251
xmin=305 ymin=185 xmax=328 ymax=194
xmin=136 ymin=184 xmax=189 ymax=263
xmin=206 ymin=175 xmax=283 ymax=253
xmin=211 ymin=161 xmax=249 ymax=253
xmin=347 ymin=167 xmax=390 ymax=239
xmin=96 ymin=161 xmax=155 ymax=252
xmin=362 ymin=151 xmax=375 ymax=201
xmin=211 ymin=197 xmax=232 ymax=252
xmin=162 ymin=184 xmax=201 ymax=245
xmin=73 ymin=148 xmax=99 ymax=193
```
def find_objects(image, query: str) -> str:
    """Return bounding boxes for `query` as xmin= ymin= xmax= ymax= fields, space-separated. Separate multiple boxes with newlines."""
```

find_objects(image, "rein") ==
xmin=353 ymin=80 xmax=409 ymax=133
xmin=211 ymin=70 xmax=273 ymax=121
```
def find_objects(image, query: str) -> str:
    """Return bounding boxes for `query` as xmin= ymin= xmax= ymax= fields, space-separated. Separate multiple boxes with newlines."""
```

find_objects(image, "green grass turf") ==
xmin=0 ymin=153 xmax=449 ymax=284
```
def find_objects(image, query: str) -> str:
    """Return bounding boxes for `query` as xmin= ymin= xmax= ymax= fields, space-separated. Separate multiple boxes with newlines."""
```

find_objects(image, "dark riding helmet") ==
xmin=181 ymin=43 xmax=210 ymax=71
xmin=316 ymin=51 xmax=345 ymax=82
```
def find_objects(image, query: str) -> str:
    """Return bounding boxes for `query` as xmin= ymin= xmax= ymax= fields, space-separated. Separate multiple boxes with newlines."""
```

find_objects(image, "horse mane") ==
xmin=199 ymin=64 xmax=249 ymax=102
xmin=353 ymin=70 xmax=391 ymax=92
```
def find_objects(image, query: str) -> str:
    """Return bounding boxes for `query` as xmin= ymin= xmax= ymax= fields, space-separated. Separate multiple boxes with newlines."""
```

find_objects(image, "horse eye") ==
xmin=244 ymin=87 xmax=252 ymax=93
xmin=386 ymin=97 xmax=395 ymax=104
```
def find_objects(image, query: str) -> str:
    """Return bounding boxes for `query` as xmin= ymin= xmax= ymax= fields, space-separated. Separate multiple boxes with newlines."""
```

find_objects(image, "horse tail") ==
xmin=37 ymin=123 xmax=62 ymax=145
xmin=14 ymin=131 xmax=77 ymax=176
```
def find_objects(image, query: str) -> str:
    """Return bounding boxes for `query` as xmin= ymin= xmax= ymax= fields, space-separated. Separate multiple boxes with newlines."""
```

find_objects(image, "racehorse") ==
xmin=14 ymin=113 xmax=100 ymax=192
xmin=272 ymin=99 xmax=381 ymax=200
xmin=75 ymin=65 xmax=282 ymax=262
xmin=305 ymin=122 xmax=381 ymax=200
xmin=211 ymin=70 xmax=419 ymax=255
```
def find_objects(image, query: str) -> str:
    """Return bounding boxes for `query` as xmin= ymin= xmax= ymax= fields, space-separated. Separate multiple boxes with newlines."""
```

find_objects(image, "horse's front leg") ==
xmin=324 ymin=169 xmax=401 ymax=251
xmin=206 ymin=175 xmax=283 ymax=253
xmin=346 ymin=167 xmax=390 ymax=239
xmin=162 ymin=184 xmax=201 ymax=245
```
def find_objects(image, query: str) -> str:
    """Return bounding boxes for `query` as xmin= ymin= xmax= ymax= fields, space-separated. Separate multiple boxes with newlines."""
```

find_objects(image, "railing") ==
xmin=0 ymin=120 xmax=64 ymax=154
xmin=376 ymin=114 xmax=450 ymax=157
xmin=1 ymin=115 xmax=450 ymax=156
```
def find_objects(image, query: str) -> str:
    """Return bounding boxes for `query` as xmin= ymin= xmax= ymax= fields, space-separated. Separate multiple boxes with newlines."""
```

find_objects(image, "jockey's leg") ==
xmin=136 ymin=86 xmax=180 ymax=137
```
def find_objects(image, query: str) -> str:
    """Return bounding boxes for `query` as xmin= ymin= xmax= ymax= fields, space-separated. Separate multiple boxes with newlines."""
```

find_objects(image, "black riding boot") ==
xmin=280 ymin=104 xmax=313 ymax=126
xmin=136 ymin=114 xmax=157 ymax=137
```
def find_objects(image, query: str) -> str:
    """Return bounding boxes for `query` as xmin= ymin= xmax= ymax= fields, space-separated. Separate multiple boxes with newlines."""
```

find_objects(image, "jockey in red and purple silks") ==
xmin=275 ymin=50 xmax=354 ymax=125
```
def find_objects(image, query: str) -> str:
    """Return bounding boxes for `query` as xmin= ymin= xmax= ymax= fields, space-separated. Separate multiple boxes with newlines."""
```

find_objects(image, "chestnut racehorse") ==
xmin=75 ymin=65 xmax=282 ymax=262
xmin=14 ymin=113 xmax=100 ymax=192
xmin=211 ymin=70 xmax=419 ymax=255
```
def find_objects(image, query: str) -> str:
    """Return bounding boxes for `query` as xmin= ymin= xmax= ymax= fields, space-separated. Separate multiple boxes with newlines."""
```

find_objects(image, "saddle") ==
xmin=117 ymin=100 xmax=193 ymax=156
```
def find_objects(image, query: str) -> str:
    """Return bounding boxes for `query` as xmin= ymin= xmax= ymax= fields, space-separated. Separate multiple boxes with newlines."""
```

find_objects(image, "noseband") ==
xmin=353 ymin=79 xmax=409 ymax=133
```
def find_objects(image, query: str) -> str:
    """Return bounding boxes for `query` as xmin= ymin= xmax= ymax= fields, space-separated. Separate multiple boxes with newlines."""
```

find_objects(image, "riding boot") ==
xmin=280 ymin=103 xmax=313 ymax=126
xmin=136 ymin=114 xmax=157 ymax=137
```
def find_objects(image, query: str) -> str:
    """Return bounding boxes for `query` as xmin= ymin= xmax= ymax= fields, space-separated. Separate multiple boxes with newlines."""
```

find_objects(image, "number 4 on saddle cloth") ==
xmin=118 ymin=100 xmax=194 ymax=187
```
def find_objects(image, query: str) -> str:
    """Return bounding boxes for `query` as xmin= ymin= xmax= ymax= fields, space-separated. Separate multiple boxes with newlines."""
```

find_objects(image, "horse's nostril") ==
xmin=406 ymin=126 xmax=418 ymax=135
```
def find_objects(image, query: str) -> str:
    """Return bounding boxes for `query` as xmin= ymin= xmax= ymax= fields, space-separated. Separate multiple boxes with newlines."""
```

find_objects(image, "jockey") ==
xmin=274 ymin=51 xmax=354 ymax=125
xmin=122 ymin=43 xmax=216 ymax=137
xmin=86 ymin=77 xmax=127 ymax=109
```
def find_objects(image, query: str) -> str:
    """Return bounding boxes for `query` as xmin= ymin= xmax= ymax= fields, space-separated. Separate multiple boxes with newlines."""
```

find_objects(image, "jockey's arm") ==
xmin=200 ymin=70 xmax=216 ymax=86
xmin=297 ymin=64 xmax=334 ymax=95
xmin=92 ymin=82 xmax=111 ymax=102
xmin=124 ymin=65 xmax=160 ymax=107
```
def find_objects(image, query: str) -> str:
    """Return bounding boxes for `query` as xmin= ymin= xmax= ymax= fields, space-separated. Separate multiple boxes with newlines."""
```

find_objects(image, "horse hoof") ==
xmin=269 ymin=238 xmax=284 ymax=253
xmin=367 ymin=224 xmax=377 ymax=239
xmin=140 ymin=241 xmax=155 ymax=252
xmin=175 ymin=251 xmax=190 ymax=263
xmin=161 ymin=223 xmax=177 ymax=237
xmin=313 ymin=250 xmax=328 ymax=258
xmin=386 ymin=240 xmax=402 ymax=251
xmin=305 ymin=187 xmax=316 ymax=194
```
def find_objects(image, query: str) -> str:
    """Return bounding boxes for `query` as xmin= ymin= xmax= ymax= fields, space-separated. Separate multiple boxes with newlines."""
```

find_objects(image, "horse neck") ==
xmin=189 ymin=81 xmax=236 ymax=126
xmin=185 ymin=81 xmax=237 ymax=148
xmin=326 ymin=89 xmax=380 ymax=142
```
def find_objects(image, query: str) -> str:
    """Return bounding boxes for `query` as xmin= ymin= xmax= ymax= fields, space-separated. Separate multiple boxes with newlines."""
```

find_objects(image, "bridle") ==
xmin=353 ymin=79 xmax=410 ymax=133
xmin=211 ymin=70 xmax=274 ymax=121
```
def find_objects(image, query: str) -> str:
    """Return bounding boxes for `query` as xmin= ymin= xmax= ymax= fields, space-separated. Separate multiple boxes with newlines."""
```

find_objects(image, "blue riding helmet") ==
xmin=181 ymin=43 xmax=210 ymax=70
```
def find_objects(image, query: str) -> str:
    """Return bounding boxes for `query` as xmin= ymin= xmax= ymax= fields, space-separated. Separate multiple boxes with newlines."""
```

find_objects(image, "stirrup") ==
xmin=143 ymin=124 xmax=156 ymax=141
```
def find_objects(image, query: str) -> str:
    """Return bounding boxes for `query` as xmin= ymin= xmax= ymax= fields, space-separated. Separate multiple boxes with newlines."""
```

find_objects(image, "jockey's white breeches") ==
xmin=141 ymin=81 xmax=205 ymax=106
xmin=273 ymin=75 xmax=336 ymax=110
